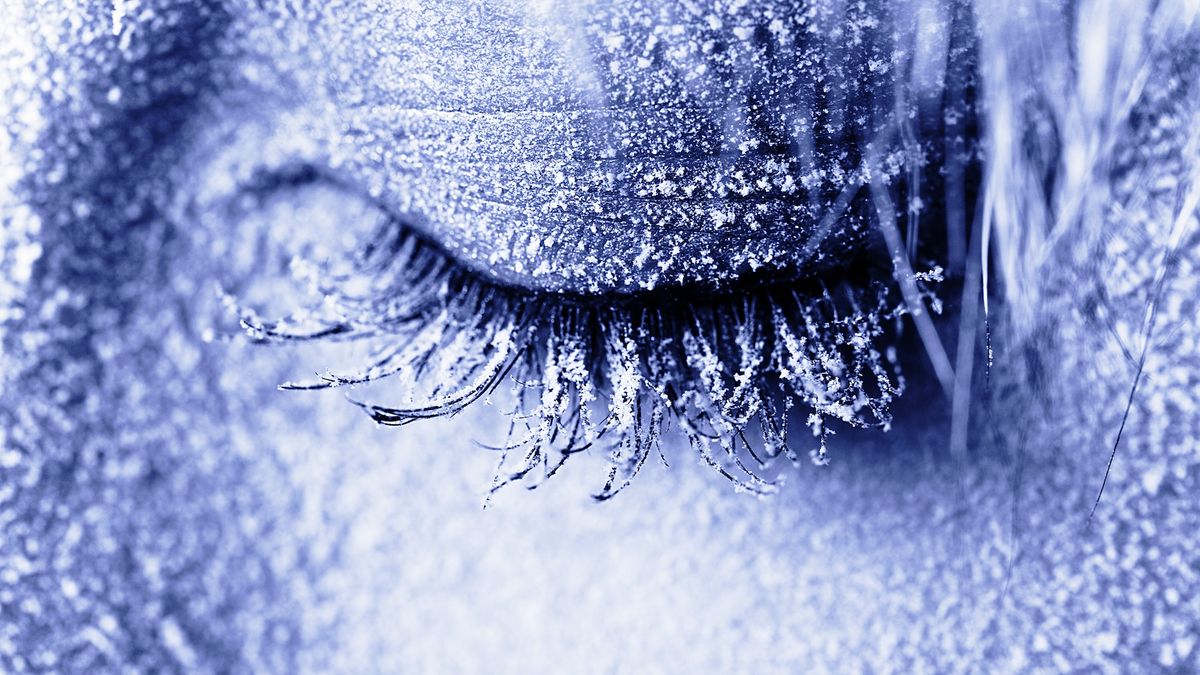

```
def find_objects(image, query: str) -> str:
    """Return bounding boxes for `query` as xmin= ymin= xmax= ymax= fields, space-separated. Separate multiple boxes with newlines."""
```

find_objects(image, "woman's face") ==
xmin=3 ymin=1 xmax=1199 ymax=672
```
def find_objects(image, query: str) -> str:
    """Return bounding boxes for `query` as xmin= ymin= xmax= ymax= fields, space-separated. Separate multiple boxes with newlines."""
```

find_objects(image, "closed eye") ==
xmin=213 ymin=0 xmax=978 ymax=499
xmin=219 ymin=168 xmax=953 ymax=499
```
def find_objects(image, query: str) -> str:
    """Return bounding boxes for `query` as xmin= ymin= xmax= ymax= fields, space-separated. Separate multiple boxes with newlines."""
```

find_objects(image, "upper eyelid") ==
xmin=189 ymin=4 xmax=964 ymax=294
xmin=299 ymin=5 xmax=961 ymax=294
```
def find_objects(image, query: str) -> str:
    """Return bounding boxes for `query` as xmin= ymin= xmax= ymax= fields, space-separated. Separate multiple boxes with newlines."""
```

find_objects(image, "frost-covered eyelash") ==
xmin=225 ymin=218 xmax=930 ymax=499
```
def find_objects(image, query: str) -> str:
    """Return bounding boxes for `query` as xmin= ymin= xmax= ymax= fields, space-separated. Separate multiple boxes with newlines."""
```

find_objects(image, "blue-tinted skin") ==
xmin=2 ymin=1 xmax=1199 ymax=672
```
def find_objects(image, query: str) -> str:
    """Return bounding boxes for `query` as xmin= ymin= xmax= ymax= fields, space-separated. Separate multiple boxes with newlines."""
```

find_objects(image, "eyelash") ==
xmin=225 ymin=208 xmax=936 ymax=499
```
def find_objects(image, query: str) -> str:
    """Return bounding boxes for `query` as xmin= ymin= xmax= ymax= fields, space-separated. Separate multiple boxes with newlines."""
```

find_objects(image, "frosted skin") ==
xmin=251 ymin=0 xmax=971 ymax=293
xmin=3 ymin=1 xmax=1200 ymax=673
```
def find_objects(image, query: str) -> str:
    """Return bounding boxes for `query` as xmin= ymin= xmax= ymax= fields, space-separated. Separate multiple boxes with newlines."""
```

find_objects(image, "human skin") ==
xmin=2 ymin=1 xmax=1199 ymax=673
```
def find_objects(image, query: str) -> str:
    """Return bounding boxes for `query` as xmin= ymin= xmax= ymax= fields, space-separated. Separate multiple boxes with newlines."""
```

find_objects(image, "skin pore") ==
xmin=2 ymin=1 xmax=1199 ymax=672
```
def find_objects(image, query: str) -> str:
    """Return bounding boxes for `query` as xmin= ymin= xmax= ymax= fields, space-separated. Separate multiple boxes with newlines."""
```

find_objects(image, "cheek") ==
xmin=199 ymin=327 xmax=1042 ymax=671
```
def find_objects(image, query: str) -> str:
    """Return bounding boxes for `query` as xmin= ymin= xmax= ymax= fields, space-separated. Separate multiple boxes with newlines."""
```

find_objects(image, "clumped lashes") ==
xmin=224 ymin=218 xmax=931 ymax=499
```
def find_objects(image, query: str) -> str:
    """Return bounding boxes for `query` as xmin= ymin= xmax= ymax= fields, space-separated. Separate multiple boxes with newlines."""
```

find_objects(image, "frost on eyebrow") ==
xmin=252 ymin=0 xmax=975 ymax=294
xmin=222 ymin=216 xmax=945 ymax=499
